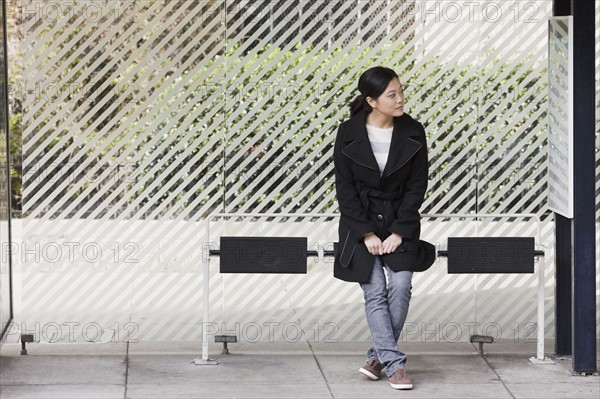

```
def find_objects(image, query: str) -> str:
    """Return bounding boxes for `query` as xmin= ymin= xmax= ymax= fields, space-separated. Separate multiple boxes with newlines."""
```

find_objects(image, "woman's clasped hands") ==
xmin=363 ymin=232 xmax=403 ymax=255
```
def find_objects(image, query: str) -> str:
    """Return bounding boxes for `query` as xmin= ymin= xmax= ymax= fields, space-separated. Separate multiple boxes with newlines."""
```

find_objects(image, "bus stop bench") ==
xmin=209 ymin=236 xmax=544 ymax=356
xmin=438 ymin=237 xmax=544 ymax=354
xmin=196 ymin=213 xmax=547 ymax=365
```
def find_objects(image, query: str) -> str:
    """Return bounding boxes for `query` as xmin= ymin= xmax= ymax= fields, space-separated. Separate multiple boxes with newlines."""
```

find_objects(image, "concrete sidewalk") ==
xmin=0 ymin=340 xmax=598 ymax=399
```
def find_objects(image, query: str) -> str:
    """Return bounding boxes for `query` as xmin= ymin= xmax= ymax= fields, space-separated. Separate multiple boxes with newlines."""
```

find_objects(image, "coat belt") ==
xmin=359 ymin=188 xmax=403 ymax=209
xmin=359 ymin=189 xmax=403 ymax=237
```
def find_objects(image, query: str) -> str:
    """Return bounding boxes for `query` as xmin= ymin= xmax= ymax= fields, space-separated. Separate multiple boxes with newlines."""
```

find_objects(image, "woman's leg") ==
xmin=385 ymin=265 xmax=413 ymax=343
xmin=360 ymin=256 xmax=407 ymax=375
xmin=362 ymin=258 xmax=385 ymax=362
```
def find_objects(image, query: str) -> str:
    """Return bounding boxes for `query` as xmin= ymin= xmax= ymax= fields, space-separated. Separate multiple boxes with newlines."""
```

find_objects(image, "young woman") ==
xmin=332 ymin=66 xmax=431 ymax=390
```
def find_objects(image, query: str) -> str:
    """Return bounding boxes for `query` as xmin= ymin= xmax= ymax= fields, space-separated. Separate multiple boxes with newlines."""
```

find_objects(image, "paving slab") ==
xmin=328 ymin=382 xmax=512 ymax=398
xmin=315 ymin=351 xmax=512 ymax=398
xmin=484 ymin=354 xmax=597 ymax=384
xmin=0 ymin=384 xmax=124 ymax=399
xmin=311 ymin=341 xmax=512 ymax=398
xmin=0 ymin=340 xmax=598 ymax=399
xmin=127 ymin=342 xmax=331 ymax=399
xmin=0 ymin=354 xmax=126 ymax=386
xmin=506 ymin=383 xmax=600 ymax=399
xmin=481 ymin=353 xmax=600 ymax=399
xmin=402 ymin=354 xmax=503 ymax=384
xmin=127 ymin=352 xmax=324 ymax=385
xmin=0 ymin=346 xmax=127 ymax=399
xmin=0 ymin=342 xmax=127 ymax=356
xmin=126 ymin=382 xmax=332 ymax=399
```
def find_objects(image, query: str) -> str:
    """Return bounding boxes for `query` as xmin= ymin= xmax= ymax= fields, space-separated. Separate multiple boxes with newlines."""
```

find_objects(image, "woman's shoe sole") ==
xmin=390 ymin=382 xmax=413 ymax=390
xmin=358 ymin=367 xmax=380 ymax=380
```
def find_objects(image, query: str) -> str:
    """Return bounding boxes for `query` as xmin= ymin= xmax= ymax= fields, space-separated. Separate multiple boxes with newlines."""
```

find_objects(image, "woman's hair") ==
xmin=349 ymin=66 xmax=399 ymax=117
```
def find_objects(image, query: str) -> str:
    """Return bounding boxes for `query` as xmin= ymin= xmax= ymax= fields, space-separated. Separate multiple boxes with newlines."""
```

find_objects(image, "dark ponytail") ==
xmin=349 ymin=94 xmax=367 ymax=117
xmin=349 ymin=66 xmax=399 ymax=117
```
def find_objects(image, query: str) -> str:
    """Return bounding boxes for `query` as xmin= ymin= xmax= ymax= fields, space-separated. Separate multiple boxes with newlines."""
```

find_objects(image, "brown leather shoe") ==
xmin=389 ymin=367 xmax=413 ymax=390
xmin=358 ymin=358 xmax=384 ymax=380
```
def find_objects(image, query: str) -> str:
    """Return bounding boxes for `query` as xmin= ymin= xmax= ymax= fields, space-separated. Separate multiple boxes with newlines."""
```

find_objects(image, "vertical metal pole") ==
xmin=534 ymin=216 xmax=545 ymax=362
xmin=530 ymin=216 xmax=549 ymax=364
xmin=554 ymin=215 xmax=572 ymax=356
xmin=202 ymin=218 xmax=209 ymax=361
xmin=537 ymin=255 xmax=545 ymax=361
xmin=195 ymin=217 xmax=217 ymax=365
xmin=571 ymin=0 xmax=597 ymax=374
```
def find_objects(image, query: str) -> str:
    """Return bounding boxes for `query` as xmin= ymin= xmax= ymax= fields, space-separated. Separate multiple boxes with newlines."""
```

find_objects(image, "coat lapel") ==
xmin=340 ymin=111 xmax=380 ymax=173
xmin=381 ymin=115 xmax=422 ymax=178
xmin=341 ymin=110 xmax=423 ymax=180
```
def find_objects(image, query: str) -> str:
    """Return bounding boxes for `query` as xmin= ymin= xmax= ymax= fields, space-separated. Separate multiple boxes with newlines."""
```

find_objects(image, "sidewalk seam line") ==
xmin=472 ymin=342 xmax=516 ymax=399
xmin=307 ymin=340 xmax=334 ymax=399
xmin=124 ymin=341 xmax=130 ymax=399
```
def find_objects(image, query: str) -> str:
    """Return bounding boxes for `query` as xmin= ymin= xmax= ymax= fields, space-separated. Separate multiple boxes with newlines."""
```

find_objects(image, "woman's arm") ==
xmin=333 ymin=123 xmax=377 ymax=238
xmin=387 ymin=122 xmax=429 ymax=239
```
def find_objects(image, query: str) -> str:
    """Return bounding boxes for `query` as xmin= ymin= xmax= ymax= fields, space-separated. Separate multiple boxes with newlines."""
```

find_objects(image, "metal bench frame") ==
xmin=195 ymin=213 xmax=549 ymax=365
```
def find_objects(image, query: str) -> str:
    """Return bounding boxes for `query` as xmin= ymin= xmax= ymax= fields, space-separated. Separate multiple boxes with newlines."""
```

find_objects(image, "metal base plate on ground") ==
xmin=529 ymin=356 xmax=555 ymax=365
xmin=194 ymin=357 xmax=218 ymax=365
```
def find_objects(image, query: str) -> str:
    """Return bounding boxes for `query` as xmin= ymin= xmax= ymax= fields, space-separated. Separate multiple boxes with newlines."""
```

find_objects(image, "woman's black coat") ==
xmin=333 ymin=109 xmax=429 ymax=283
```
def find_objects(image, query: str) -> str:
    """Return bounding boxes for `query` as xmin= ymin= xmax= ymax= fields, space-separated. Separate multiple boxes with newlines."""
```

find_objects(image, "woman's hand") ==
xmin=382 ymin=233 xmax=403 ymax=254
xmin=363 ymin=233 xmax=384 ymax=255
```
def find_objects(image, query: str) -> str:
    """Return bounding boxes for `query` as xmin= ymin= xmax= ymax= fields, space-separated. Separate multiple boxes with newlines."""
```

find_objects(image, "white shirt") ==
xmin=366 ymin=124 xmax=393 ymax=175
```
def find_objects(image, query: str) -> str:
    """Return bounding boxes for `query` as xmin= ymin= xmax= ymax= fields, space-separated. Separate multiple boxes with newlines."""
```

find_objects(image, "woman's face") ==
xmin=367 ymin=78 xmax=405 ymax=118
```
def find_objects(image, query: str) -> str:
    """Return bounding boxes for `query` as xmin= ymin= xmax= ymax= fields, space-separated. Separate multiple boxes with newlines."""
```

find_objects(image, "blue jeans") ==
xmin=360 ymin=256 xmax=413 ymax=376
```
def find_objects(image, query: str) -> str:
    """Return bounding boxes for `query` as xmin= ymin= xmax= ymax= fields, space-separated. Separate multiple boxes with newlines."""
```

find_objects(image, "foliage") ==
xmin=6 ymin=1 xmax=552 ymax=219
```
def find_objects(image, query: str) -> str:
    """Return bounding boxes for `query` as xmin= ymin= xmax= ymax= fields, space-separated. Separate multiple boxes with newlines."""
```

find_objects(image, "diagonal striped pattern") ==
xmin=21 ymin=0 xmax=227 ymax=342
xmin=16 ymin=0 xmax=598 ymax=343
xmin=548 ymin=19 xmax=571 ymax=215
